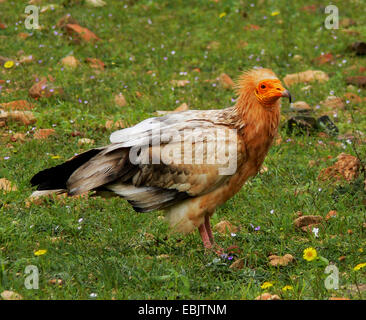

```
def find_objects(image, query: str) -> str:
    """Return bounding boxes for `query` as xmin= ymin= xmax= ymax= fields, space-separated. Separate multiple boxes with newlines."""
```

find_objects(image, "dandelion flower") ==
xmin=271 ymin=11 xmax=280 ymax=16
xmin=282 ymin=285 xmax=293 ymax=292
xmin=34 ymin=249 xmax=47 ymax=256
xmin=303 ymin=247 xmax=317 ymax=261
xmin=353 ymin=262 xmax=366 ymax=271
xmin=261 ymin=281 xmax=273 ymax=289
xmin=219 ymin=12 xmax=227 ymax=18
xmin=4 ymin=60 xmax=14 ymax=69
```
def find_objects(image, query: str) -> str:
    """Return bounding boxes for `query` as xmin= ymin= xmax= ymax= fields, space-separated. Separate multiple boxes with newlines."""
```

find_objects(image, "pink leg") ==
xmin=205 ymin=215 xmax=214 ymax=243
xmin=198 ymin=223 xmax=212 ymax=249
xmin=202 ymin=215 xmax=239 ymax=255
xmin=199 ymin=216 xmax=225 ymax=255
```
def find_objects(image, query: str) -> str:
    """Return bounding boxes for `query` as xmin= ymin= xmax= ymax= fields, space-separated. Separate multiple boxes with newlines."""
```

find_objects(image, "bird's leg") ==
xmin=198 ymin=223 xmax=213 ymax=250
xmin=204 ymin=215 xmax=240 ymax=256
xmin=204 ymin=215 xmax=214 ymax=243
xmin=203 ymin=215 xmax=225 ymax=255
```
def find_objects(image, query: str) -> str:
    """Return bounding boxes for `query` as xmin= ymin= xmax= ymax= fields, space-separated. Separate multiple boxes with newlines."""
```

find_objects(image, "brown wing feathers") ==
xmin=30 ymin=145 xmax=192 ymax=212
xmin=30 ymin=110 xmax=240 ymax=213
xmin=30 ymin=149 xmax=102 ymax=191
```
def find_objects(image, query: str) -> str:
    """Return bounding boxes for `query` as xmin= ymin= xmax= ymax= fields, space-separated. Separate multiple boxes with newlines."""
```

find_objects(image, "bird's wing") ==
xmin=68 ymin=109 xmax=246 ymax=212
xmin=109 ymin=109 xmax=235 ymax=147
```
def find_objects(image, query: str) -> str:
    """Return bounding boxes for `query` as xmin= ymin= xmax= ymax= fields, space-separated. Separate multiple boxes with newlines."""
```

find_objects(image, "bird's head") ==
xmin=235 ymin=68 xmax=291 ymax=109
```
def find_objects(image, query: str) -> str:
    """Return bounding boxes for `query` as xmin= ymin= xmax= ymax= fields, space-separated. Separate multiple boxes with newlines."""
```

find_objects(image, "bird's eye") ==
xmin=261 ymin=84 xmax=266 ymax=89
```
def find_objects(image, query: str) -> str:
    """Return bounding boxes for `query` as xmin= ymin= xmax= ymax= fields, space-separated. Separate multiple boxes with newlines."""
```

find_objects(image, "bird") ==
xmin=30 ymin=68 xmax=291 ymax=252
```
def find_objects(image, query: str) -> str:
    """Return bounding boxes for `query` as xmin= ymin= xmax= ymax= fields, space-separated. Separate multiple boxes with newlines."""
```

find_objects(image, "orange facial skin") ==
xmin=254 ymin=79 xmax=291 ymax=106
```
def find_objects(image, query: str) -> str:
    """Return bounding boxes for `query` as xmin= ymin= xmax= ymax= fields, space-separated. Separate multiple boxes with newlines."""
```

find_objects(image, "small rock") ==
xmin=34 ymin=129 xmax=55 ymax=140
xmin=0 ymin=110 xmax=36 ymax=126
xmin=296 ymin=211 xmax=303 ymax=217
xmin=206 ymin=41 xmax=220 ymax=50
xmin=283 ymin=70 xmax=329 ymax=87
xmin=144 ymin=233 xmax=155 ymax=240
xmin=325 ymin=210 xmax=337 ymax=221
xmin=174 ymin=102 xmax=189 ymax=112
xmin=71 ymin=131 xmax=82 ymax=137
xmin=318 ymin=153 xmax=360 ymax=182
xmin=344 ymin=92 xmax=363 ymax=104
xmin=29 ymin=77 xmax=63 ymax=99
xmin=321 ymin=96 xmax=345 ymax=109
xmin=214 ymin=220 xmax=238 ymax=234
xmin=317 ymin=115 xmax=339 ymax=136
xmin=104 ymin=120 xmax=124 ymax=130
xmin=346 ymin=283 xmax=366 ymax=295
xmin=10 ymin=133 xmax=26 ymax=142
xmin=18 ymin=55 xmax=34 ymax=64
xmin=346 ymin=76 xmax=366 ymax=88
xmin=294 ymin=215 xmax=323 ymax=229
xmin=287 ymin=116 xmax=317 ymax=135
xmin=312 ymin=53 xmax=334 ymax=65
xmin=292 ymin=54 xmax=303 ymax=62
xmin=65 ymin=24 xmax=100 ymax=43
xmin=17 ymin=32 xmax=30 ymax=40
xmin=86 ymin=58 xmax=105 ymax=71
xmin=268 ymin=254 xmax=294 ymax=267
xmin=0 ymin=178 xmax=17 ymax=192
xmin=0 ymin=100 xmax=35 ymax=110
xmin=229 ymin=258 xmax=244 ymax=270
xmin=61 ymin=55 xmax=79 ymax=69
xmin=219 ymin=73 xmax=235 ymax=89
xmin=290 ymin=101 xmax=312 ymax=113
xmin=1 ymin=290 xmax=23 ymax=300
xmin=114 ymin=93 xmax=127 ymax=107
xmin=340 ymin=18 xmax=356 ymax=28
xmin=156 ymin=254 xmax=169 ymax=260
xmin=78 ymin=138 xmax=94 ymax=145
xmin=57 ymin=14 xmax=79 ymax=29
xmin=350 ymin=42 xmax=366 ymax=56
xmin=48 ymin=279 xmax=63 ymax=285
xmin=255 ymin=293 xmax=281 ymax=300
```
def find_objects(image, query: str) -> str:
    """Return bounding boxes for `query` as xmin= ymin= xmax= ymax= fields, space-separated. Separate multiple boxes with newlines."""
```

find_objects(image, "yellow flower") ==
xmin=261 ymin=281 xmax=273 ymax=289
xmin=282 ymin=285 xmax=293 ymax=292
xmin=353 ymin=262 xmax=366 ymax=271
xmin=271 ymin=11 xmax=280 ymax=16
xmin=4 ymin=60 xmax=14 ymax=69
xmin=303 ymin=247 xmax=317 ymax=261
xmin=358 ymin=248 xmax=363 ymax=253
xmin=51 ymin=155 xmax=61 ymax=159
xmin=34 ymin=249 xmax=47 ymax=256
xmin=219 ymin=12 xmax=226 ymax=18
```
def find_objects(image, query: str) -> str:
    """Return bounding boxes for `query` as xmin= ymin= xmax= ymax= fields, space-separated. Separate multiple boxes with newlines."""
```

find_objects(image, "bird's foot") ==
xmin=214 ymin=244 xmax=241 ymax=257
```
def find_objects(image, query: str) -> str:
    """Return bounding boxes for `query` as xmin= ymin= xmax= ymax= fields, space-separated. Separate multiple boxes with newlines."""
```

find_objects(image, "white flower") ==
xmin=312 ymin=227 xmax=319 ymax=238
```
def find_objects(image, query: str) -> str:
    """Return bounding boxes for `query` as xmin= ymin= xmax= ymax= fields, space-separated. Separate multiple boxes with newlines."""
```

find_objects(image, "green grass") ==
xmin=0 ymin=0 xmax=365 ymax=300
